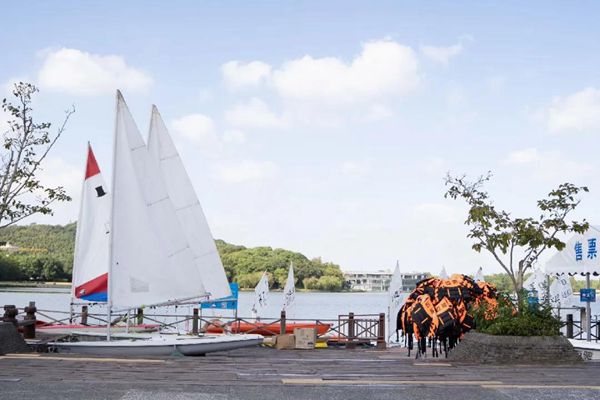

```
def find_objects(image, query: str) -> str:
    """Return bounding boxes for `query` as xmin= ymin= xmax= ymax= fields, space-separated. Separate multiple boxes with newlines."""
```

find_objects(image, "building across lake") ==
xmin=344 ymin=270 xmax=428 ymax=292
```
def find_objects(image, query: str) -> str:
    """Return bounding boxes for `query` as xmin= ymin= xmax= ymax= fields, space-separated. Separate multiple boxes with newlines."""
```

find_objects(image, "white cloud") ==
xmin=213 ymin=160 xmax=277 ymax=183
xmin=27 ymin=157 xmax=81 ymax=224
xmin=546 ymin=87 xmax=600 ymax=134
xmin=171 ymin=113 xmax=221 ymax=151
xmin=422 ymin=156 xmax=446 ymax=178
xmin=340 ymin=160 xmax=372 ymax=177
xmin=38 ymin=48 xmax=153 ymax=95
xmin=504 ymin=148 xmax=595 ymax=182
xmin=225 ymin=97 xmax=287 ymax=129
xmin=413 ymin=203 xmax=462 ymax=224
xmin=272 ymin=39 xmax=419 ymax=105
xmin=363 ymin=104 xmax=393 ymax=121
xmin=505 ymin=148 xmax=540 ymax=164
xmin=420 ymin=43 xmax=463 ymax=65
xmin=221 ymin=61 xmax=271 ymax=89
xmin=222 ymin=129 xmax=246 ymax=144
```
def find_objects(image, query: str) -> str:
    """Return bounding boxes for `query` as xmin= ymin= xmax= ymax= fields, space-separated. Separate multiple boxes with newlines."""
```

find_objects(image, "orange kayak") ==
xmin=205 ymin=321 xmax=331 ymax=336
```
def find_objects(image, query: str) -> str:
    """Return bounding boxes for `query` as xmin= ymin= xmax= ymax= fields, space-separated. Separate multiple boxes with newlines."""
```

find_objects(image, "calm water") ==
xmin=0 ymin=287 xmax=396 ymax=322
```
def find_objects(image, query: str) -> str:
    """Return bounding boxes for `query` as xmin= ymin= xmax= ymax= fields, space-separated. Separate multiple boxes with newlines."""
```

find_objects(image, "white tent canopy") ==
xmin=545 ymin=226 xmax=600 ymax=276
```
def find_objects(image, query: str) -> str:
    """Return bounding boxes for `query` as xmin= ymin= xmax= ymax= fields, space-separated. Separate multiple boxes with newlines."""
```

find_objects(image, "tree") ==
xmin=445 ymin=172 xmax=588 ymax=302
xmin=0 ymin=82 xmax=74 ymax=228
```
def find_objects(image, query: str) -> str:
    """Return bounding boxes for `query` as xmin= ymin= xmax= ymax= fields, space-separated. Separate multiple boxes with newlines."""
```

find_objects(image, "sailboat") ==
xmin=38 ymin=145 xmax=158 ymax=335
xmin=49 ymin=91 xmax=262 ymax=355
xmin=387 ymin=261 xmax=403 ymax=343
xmin=147 ymin=106 xmax=230 ymax=300
xmin=206 ymin=264 xmax=331 ymax=336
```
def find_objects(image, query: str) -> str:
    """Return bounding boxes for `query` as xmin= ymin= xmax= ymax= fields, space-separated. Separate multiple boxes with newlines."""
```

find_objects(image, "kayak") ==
xmin=205 ymin=321 xmax=331 ymax=336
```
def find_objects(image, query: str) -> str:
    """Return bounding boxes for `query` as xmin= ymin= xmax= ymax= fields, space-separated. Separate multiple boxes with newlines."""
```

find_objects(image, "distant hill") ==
xmin=0 ymin=223 xmax=345 ymax=290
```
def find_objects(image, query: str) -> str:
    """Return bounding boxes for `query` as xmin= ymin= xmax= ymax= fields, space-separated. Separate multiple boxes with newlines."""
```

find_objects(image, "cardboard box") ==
xmin=294 ymin=327 xmax=317 ymax=349
xmin=275 ymin=334 xmax=295 ymax=350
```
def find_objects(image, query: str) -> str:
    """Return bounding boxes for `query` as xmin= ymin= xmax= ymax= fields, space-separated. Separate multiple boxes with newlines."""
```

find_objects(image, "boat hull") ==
xmin=569 ymin=339 xmax=600 ymax=361
xmin=49 ymin=334 xmax=263 ymax=356
xmin=205 ymin=322 xmax=331 ymax=336
xmin=37 ymin=323 xmax=159 ymax=335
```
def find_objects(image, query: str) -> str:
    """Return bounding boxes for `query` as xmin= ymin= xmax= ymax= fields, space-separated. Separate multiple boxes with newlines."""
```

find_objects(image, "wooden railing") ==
xmin=3 ymin=303 xmax=387 ymax=349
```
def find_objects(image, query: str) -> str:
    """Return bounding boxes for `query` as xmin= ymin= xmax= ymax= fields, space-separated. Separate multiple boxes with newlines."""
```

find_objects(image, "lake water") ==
xmin=0 ymin=287 xmax=394 ymax=322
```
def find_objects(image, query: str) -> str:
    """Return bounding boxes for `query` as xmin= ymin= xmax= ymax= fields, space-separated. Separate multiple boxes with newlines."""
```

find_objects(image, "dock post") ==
xmin=566 ymin=314 xmax=573 ymax=338
xmin=81 ymin=305 xmax=88 ymax=325
xmin=192 ymin=308 xmax=199 ymax=335
xmin=23 ymin=301 xmax=37 ymax=339
xmin=136 ymin=308 xmax=143 ymax=325
xmin=580 ymin=307 xmax=588 ymax=340
xmin=377 ymin=312 xmax=386 ymax=350
xmin=3 ymin=305 xmax=18 ymax=327
xmin=347 ymin=312 xmax=356 ymax=349
xmin=280 ymin=310 xmax=286 ymax=335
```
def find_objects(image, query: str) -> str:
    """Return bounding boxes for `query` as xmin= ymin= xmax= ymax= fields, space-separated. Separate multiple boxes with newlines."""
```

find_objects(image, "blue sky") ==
xmin=2 ymin=1 xmax=600 ymax=274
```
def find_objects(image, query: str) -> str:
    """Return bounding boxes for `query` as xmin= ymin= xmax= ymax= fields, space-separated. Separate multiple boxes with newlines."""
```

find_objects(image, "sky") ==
xmin=2 ymin=1 xmax=600 ymax=275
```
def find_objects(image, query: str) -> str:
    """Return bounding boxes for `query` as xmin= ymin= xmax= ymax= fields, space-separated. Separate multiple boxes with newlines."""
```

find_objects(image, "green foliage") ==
xmin=0 ymin=225 xmax=345 ymax=290
xmin=473 ymin=293 xmax=562 ymax=337
xmin=236 ymin=271 xmax=266 ymax=289
xmin=484 ymin=273 xmax=531 ymax=293
xmin=0 ymin=222 xmax=75 ymax=275
xmin=315 ymin=275 xmax=343 ymax=291
xmin=216 ymin=241 xmax=345 ymax=291
xmin=445 ymin=172 xmax=588 ymax=301
xmin=0 ymin=253 xmax=23 ymax=280
xmin=570 ymin=277 xmax=600 ymax=291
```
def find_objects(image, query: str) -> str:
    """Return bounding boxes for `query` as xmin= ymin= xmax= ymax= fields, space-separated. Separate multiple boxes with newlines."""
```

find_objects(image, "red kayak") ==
xmin=205 ymin=321 xmax=331 ymax=336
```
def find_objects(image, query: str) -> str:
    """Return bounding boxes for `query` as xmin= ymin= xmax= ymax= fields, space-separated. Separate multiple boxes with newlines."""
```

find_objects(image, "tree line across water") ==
xmin=0 ymin=223 xmax=347 ymax=291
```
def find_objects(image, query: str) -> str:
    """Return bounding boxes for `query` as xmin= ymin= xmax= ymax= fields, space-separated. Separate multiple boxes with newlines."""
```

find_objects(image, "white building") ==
xmin=344 ymin=270 xmax=428 ymax=292
xmin=0 ymin=242 xmax=20 ymax=253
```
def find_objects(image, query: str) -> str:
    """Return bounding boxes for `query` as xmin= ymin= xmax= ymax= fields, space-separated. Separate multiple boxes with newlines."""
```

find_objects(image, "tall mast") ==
xmin=106 ymin=90 xmax=121 ymax=341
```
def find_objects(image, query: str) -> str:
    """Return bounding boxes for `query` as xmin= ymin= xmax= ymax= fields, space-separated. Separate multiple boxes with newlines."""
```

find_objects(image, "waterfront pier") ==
xmin=1 ymin=346 xmax=600 ymax=399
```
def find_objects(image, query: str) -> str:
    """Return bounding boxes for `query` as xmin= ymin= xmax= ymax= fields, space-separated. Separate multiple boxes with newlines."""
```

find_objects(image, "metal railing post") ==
xmin=566 ymin=314 xmax=574 ymax=339
xmin=3 ymin=305 xmax=18 ymax=327
xmin=280 ymin=310 xmax=286 ymax=335
xmin=377 ymin=312 xmax=386 ymax=350
xmin=81 ymin=305 xmax=88 ymax=325
xmin=192 ymin=308 xmax=199 ymax=335
xmin=347 ymin=312 xmax=356 ymax=349
xmin=23 ymin=301 xmax=37 ymax=339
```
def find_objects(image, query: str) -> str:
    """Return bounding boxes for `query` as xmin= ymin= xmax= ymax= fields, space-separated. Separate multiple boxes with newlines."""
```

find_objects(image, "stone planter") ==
xmin=0 ymin=322 xmax=31 ymax=355
xmin=448 ymin=331 xmax=582 ymax=364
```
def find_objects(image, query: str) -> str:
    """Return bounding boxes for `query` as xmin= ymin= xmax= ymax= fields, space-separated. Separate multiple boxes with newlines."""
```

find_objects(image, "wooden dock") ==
xmin=1 ymin=346 xmax=600 ymax=399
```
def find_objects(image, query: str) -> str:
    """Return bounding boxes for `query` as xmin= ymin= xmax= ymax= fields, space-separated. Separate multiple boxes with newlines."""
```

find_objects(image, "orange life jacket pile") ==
xmin=396 ymin=274 xmax=498 ymax=358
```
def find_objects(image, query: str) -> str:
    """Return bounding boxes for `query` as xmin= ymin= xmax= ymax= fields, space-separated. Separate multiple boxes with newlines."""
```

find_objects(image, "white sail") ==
xmin=72 ymin=144 xmax=110 ymax=302
xmin=282 ymin=262 xmax=296 ymax=314
xmin=523 ymin=268 xmax=547 ymax=300
xmin=147 ymin=106 xmax=230 ymax=299
xmin=251 ymin=272 xmax=269 ymax=319
xmin=388 ymin=261 xmax=403 ymax=340
xmin=439 ymin=266 xmax=449 ymax=279
xmin=110 ymin=91 xmax=206 ymax=309
xmin=474 ymin=267 xmax=485 ymax=282
xmin=549 ymin=276 xmax=573 ymax=307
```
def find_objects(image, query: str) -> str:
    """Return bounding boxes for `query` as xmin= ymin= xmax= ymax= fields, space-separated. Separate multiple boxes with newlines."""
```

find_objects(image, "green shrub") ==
xmin=473 ymin=293 xmax=562 ymax=337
